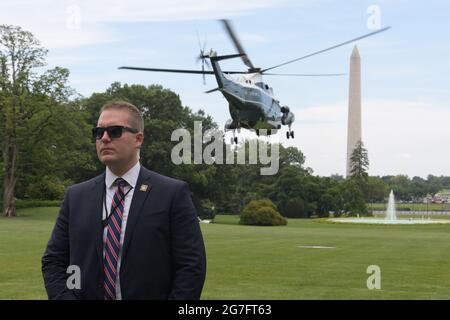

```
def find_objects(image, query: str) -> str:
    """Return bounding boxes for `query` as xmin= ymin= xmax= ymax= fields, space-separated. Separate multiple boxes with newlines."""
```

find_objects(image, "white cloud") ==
xmin=46 ymin=48 xmax=158 ymax=68
xmin=0 ymin=1 xmax=118 ymax=49
xmin=239 ymin=33 xmax=270 ymax=44
xmin=397 ymin=153 xmax=412 ymax=159
xmin=82 ymin=0 xmax=285 ymax=23
xmin=179 ymin=32 xmax=270 ymax=49
xmin=283 ymin=100 xmax=450 ymax=178
xmin=0 ymin=0 xmax=288 ymax=48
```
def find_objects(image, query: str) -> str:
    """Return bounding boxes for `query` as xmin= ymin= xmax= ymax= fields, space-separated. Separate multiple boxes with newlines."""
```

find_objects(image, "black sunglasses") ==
xmin=92 ymin=125 xmax=139 ymax=140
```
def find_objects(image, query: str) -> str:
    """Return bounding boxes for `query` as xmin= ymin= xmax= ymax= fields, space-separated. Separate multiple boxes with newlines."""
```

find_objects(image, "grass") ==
xmin=2 ymin=209 xmax=450 ymax=299
xmin=0 ymin=207 xmax=59 ymax=299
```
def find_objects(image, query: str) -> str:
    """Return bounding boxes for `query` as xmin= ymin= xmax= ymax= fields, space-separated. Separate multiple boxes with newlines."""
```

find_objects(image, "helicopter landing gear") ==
xmin=230 ymin=130 xmax=238 ymax=144
xmin=286 ymin=126 xmax=294 ymax=139
xmin=256 ymin=129 xmax=274 ymax=137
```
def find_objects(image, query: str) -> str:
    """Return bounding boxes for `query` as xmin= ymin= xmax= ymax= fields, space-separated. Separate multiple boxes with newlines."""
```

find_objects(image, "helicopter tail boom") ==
xmin=208 ymin=52 xmax=247 ymax=88
xmin=210 ymin=53 xmax=245 ymax=61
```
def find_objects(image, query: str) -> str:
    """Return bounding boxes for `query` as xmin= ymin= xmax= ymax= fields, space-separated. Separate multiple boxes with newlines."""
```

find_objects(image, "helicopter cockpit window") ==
xmin=255 ymin=82 xmax=265 ymax=89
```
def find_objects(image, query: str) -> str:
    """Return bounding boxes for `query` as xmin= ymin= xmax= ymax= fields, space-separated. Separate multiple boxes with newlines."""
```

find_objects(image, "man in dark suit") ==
xmin=42 ymin=101 xmax=206 ymax=300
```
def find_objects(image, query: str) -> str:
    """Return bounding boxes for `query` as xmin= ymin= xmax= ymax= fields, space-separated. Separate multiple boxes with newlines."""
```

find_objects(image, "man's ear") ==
xmin=136 ymin=132 xmax=144 ymax=147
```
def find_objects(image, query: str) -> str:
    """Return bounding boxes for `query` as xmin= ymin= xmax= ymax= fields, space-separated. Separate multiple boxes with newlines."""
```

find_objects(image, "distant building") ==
xmin=423 ymin=190 xmax=450 ymax=204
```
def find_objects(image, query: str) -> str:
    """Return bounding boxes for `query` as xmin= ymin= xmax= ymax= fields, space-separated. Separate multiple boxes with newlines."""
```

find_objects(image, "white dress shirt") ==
xmin=103 ymin=161 xmax=141 ymax=300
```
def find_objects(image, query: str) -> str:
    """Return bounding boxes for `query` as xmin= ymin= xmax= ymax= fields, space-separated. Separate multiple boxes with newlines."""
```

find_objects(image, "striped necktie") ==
xmin=104 ymin=177 xmax=127 ymax=300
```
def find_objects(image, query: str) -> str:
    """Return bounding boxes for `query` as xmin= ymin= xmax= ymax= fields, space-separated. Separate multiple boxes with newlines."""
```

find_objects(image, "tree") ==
xmin=366 ymin=176 xmax=389 ymax=203
xmin=279 ymin=145 xmax=306 ymax=168
xmin=382 ymin=175 xmax=412 ymax=201
xmin=0 ymin=25 xmax=75 ymax=217
xmin=15 ymin=99 xmax=95 ymax=200
xmin=349 ymin=140 xmax=369 ymax=179
xmin=341 ymin=179 xmax=368 ymax=216
xmin=348 ymin=140 xmax=371 ymax=204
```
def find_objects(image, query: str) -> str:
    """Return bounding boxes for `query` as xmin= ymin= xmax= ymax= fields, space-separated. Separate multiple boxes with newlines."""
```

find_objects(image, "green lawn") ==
xmin=2 ymin=209 xmax=450 ymax=299
xmin=0 ymin=208 xmax=58 ymax=299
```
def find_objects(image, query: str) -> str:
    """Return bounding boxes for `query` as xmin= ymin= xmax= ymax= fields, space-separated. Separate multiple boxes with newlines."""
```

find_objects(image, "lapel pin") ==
xmin=140 ymin=184 xmax=149 ymax=192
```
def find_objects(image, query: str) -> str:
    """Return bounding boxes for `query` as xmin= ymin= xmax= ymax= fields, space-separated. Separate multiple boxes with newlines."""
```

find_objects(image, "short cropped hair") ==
xmin=100 ymin=101 xmax=144 ymax=133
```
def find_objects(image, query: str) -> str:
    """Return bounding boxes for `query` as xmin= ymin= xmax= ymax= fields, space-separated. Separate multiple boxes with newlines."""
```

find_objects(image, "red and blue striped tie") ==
xmin=104 ymin=178 xmax=126 ymax=300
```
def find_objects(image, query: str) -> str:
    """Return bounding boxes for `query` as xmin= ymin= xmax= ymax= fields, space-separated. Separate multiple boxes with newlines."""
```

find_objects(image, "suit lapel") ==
xmin=121 ymin=167 xmax=153 ymax=262
xmin=90 ymin=173 xmax=106 ymax=272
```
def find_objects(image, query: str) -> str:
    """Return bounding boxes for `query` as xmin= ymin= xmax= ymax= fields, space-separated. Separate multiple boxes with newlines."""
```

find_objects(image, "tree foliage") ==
xmin=349 ymin=140 xmax=369 ymax=179
xmin=0 ymin=25 xmax=87 ymax=216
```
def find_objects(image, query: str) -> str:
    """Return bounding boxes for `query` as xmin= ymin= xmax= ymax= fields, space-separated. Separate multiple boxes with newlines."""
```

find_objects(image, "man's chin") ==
xmin=99 ymin=155 xmax=117 ymax=166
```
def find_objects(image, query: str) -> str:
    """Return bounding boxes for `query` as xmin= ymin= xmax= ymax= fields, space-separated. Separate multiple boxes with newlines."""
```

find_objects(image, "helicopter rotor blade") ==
xmin=261 ymin=26 xmax=391 ymax=73
xmin=263 ymin=73 xmax=346 ymax=76
xmin=205 ymin=58 xmax=211 ymax=70
xmin=195 ymin=31 xmax=210 ymax=85
xmin=220 ymin=19 xmax=256 ymax=70
xmin=118 ymin=66 xmax=345 ymax=77
xmin=119 ymin=66 xmax=245 ymax=75
xmin=119 ymin=66 xmax=215 ymax=74
xmin=196 ymin=30 xmax=203 ymax=61
xmin=205 ymin=87 xmax=220 ymax=94
xmin=203 ymin=34 xmax=207 ymax=56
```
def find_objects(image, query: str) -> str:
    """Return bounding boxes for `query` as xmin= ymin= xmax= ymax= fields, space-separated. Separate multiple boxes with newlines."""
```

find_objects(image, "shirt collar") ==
xmin=105 ymin=162 xmax=141 ymax=190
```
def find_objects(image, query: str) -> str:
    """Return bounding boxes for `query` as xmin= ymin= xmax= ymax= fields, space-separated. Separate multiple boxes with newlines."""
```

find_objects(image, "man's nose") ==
xmin=100 ymin=130 xmax=111 ymax=142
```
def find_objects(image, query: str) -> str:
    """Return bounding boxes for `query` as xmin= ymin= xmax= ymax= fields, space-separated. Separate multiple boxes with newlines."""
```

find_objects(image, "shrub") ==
xmin=244 ymin=198 xmax=278 ymax=213
xmin=26 ymin=176 xmax=66 ymax=200
xmin=15 ymin=199 xmax=62 ymax=209
xmin=240 ymin=199 xmax=287 ymax=226
xmin=197 ymin=199 xmax=217 ymax=220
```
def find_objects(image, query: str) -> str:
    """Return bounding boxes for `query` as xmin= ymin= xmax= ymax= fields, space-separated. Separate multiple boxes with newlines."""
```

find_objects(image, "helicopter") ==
xmin=119 ymin=20 xmax=390 ymax=144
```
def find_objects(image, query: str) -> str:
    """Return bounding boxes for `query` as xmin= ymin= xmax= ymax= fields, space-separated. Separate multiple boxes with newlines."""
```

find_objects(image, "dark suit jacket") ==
xmin=42 ymin=166 xmax=206 ymax=300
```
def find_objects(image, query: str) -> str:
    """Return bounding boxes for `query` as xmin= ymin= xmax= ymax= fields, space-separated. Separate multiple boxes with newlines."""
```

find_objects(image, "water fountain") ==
xmin=329 ymin=190 xmax=450 ymax=224
xmin=385 ymin=190 xmax=397 ymax=222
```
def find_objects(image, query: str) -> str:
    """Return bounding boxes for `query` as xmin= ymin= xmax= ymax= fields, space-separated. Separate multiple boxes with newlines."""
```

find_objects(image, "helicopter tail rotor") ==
xmin=196 ymin=32 xmax=211 ymax=85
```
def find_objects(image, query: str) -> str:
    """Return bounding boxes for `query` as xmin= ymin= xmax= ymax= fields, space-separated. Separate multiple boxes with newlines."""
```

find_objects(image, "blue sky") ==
xmin=1 ymin=0 xmax=449 ymax=177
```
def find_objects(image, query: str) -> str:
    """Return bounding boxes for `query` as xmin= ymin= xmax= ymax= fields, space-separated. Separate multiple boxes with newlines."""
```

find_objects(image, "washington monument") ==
xmin=346 ymin=45 xmax=362 ymax=177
